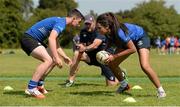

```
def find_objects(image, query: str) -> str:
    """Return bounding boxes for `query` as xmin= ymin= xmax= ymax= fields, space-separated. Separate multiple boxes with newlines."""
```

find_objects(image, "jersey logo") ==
xmin=38 ymin=42 xmax=41 ymax=46
xmin=137 ymin=40 xmax=143 ymax=46
xmin=83 ymin=34 xmax=87 ymax=37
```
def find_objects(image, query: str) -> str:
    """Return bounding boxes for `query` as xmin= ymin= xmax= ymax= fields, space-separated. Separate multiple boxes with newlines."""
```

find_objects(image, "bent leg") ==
xmin=138 ymin=48 xmax=161 ymax=88
xmin=30 ymin=46 xmax=54 ymax=82
xmin=99 ymin=64 xmax=119 ymax=86
xmin=68 ymin=51 xmax=82 ymax=81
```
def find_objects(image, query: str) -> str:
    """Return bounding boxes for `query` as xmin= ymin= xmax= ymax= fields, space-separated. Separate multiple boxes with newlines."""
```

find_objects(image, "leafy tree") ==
xmin=21 ymin=0 xmax=34 ymax=21
xmin=131 ymin=0 xmax=179 ymax=38
xmin=0 ymin=0 xmax=24 ymax=48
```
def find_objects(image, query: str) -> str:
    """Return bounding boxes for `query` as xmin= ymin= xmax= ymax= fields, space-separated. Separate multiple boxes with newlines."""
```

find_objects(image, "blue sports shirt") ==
xmin=117 ymin=23 xmax=144 ymax=44
xmin=25 ymin=17 xmax=66 ymax=42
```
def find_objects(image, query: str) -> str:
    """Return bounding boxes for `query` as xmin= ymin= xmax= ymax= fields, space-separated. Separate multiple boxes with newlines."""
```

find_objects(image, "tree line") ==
xmin=0 ymin=0 xmax=180 ymax=48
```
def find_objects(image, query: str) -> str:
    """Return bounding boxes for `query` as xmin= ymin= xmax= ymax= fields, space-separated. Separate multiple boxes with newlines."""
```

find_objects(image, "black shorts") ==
xmin=99 ymin=64 xmax=116 ymax=81
xmin=20 ymin=33 xmax=47 ymax=56
xmin=85 ymin=51 xmax=116 ymax=81
xmin=86 ymin=51 xmax=100 ymax=66
xmin=134 ymin=32 xmax=151 ymax=50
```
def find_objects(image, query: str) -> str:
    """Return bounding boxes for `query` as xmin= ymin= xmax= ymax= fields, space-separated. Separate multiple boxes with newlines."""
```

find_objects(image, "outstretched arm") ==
xmin=78 ymin=39 xmax=102 ymax=52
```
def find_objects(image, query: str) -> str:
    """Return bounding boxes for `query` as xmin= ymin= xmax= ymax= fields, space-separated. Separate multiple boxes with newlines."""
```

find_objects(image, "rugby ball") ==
xmin=96 ymin=50 xmax=110 ymax=65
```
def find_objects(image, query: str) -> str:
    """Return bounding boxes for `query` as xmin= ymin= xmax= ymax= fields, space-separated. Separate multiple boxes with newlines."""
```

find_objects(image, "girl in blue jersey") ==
xmin=20 ymin=9 xmax=84 ymax=99
xmin=96 ymin=12 xmax=166 ymax=98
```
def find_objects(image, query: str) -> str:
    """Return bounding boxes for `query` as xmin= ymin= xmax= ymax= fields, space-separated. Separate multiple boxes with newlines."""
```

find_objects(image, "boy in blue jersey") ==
xmin=65 ymin=15 xmax=119 ymax=87
xmin=96 ymin=12 xmax=166 ymax=98
xmin=20 ymin=9 xmax=84 ymax=99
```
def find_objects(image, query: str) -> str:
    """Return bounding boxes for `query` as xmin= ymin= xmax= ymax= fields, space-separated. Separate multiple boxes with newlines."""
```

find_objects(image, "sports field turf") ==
xmin=0 ymin=49 xmax=180 ymax=106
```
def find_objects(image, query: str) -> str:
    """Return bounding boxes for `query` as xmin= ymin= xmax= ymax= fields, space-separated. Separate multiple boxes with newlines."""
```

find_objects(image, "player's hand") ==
xmin=77 ymin=44 xmax=86 ymax=52
xmin=54 ymin=57 xmax=63 ymax=68
xmin=63 ymin=56 xmax=72 ymax=66
xmin=105 ymin=54 xmax=115 ymax=64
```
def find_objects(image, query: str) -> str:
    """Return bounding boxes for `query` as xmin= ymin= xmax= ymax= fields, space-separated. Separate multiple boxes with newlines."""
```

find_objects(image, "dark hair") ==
xmin=68 ymin=9 xmax=84 ymax=20
xmin=96 ymin=12 xmax=128 ymax=38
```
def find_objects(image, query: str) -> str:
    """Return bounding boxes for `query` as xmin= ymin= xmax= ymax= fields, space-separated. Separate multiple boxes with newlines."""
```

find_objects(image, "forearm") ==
xmin=57 ymin=47 xmax=68 ymax=58
xmin=113 ymin=48 xmax=136 ymax=59
xmin=84 ymin=39 xmax=102 ymax=52
xmin=85 ymin=44 xmax=98 ymax=52
xmin=49 ymin=37 xmax=59 ymax=59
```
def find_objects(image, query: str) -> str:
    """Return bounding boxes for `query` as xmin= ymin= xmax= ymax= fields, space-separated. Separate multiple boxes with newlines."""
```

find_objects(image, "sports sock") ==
xmin=28 ymin=80 xmax=38 ymax=89
xmin=69 ymin=80 xmax=74 ymax=83
xmin=157 ymin=86 xmax=165 ymax=92
xmin=38 ymin=80 xmax=44 ymax=86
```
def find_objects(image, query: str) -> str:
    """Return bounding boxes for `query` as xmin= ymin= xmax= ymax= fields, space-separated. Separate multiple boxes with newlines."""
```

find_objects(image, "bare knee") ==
xmin=106 ymin=78 xmax=119 ymax=86
xmin=44 ymin=57 xmax=54 ymax=66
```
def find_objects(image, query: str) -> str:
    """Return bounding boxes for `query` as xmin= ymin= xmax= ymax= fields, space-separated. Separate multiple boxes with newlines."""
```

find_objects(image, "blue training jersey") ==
xmin=117 ymin=23 xmax=144 ymax=44
xmin=25 ymin=17 xmax=66 ymax=42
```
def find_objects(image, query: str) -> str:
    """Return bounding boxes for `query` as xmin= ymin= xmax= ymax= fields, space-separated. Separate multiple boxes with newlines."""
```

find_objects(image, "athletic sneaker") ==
xmin=37 ymin=86 xmax=48 ymax=94
xmin=157 ymin=91 xmax=166 ymax=98
xmin=25 ymin=88 xmax=45 ymax=99
xmin=65 ymin=80 xmax=74 ymax=87
xmin=116 ymin=84 xmax=130 ymax=93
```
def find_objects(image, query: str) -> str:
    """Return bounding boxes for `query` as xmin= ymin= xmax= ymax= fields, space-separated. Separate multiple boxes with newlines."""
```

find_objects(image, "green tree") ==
xmin=0 ymin=0 xmax=24 ymax=48
xmin=131 ymin=0 xmax=180 ymax=38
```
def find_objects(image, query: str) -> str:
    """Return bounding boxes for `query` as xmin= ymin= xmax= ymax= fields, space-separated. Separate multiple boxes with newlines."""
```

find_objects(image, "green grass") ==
xmin=0 ymin=49 xmax=180 ymax=106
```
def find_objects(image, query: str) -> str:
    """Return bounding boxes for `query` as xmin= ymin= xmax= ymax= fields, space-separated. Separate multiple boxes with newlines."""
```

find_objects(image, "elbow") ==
xmin=91 ymin=45 xmax=98 ymax=50
xmin=93 ymin=45 xmax=98 ymax=49
xmin=130 ymin=48 xmax=136 ymax=54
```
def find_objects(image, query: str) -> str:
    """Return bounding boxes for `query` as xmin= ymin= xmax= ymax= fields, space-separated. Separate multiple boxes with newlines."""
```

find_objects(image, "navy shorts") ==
xmin=134 ymin=33 xmax=151 ymax=50
xmin=20 ymin=33 xmax=47 ymax=56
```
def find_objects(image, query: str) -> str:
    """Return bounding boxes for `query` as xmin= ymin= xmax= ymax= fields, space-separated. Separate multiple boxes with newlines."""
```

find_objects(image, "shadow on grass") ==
xmin=134 ymin=94 xmax=155 ymax=97
xmin=69 ymin=90 xmax=133 ymax=97
xmin=3 ymin=90 xmax=25 ymax=95
xmin=3 ymin=90 xmax=30 ymax=98
xmin=58 ymin=82 xmax=103 ymax=87
xmin=3 ymin=89 xmax=53 ymax=98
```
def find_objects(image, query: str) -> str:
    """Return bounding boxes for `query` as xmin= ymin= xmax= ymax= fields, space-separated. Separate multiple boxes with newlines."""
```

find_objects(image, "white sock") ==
xmin=120 ymin=80 xmax=128 ymax=87
xmin=158 ymin=86 xmax=165 ymax=92
xmin=69 ymin=80 xmax=74 ymax=83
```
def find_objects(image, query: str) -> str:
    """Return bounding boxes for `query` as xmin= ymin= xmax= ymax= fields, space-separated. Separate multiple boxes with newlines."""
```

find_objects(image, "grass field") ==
xmin=0 ymin=49 xmax=180 ymax=106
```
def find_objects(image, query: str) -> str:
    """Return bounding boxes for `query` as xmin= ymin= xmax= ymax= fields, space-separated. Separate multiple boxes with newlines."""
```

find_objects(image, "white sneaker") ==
xmin=25 ymin=89 xmax=31 ymax=95
xmin=157 ymin=91 xmax=166 ymax=98
xmin=25 ymin=88 xmax=45 ymax=99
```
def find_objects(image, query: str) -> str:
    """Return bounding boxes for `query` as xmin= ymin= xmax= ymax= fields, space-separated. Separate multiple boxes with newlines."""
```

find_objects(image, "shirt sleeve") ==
xmin=117 ymin=29 xmax=131 ymax=43
xmin=53 ymin=22 xmax=65 ymax=35
xmin=95 ymin=32 xmax=106 ymax=42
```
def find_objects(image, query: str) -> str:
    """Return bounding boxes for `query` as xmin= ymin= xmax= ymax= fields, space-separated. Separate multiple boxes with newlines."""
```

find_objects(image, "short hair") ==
xmin=68 ymin=9 xmax=84 ymax=20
